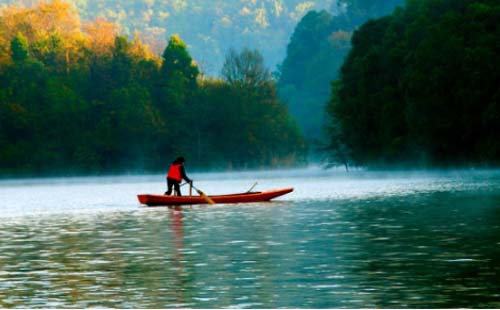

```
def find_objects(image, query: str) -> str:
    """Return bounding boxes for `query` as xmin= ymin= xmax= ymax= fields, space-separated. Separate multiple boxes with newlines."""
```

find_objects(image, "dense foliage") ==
xmin=0 ymin=1 xmax=306 ymax=176
xmin=278 ymin=0 xmax=404 ymax=144
xmin=326 ymin=0 xmax=500 ymax=167
xmin=0 ymin=0 xmax=339 ymax=76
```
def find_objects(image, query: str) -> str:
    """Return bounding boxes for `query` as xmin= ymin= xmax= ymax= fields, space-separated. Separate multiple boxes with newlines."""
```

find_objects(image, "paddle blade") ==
xmin=197 ymin=190 xmax=216 ymax=205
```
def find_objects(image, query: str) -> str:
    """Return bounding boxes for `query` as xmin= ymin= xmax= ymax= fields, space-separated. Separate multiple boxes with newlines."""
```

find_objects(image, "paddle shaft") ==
xmin=191 ymin=184 xmax=216 ymax=205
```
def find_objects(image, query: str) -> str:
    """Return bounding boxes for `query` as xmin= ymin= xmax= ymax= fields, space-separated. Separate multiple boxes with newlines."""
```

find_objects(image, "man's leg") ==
xmin=173 ymin=181 xmax=181 ymax=196
xmin=165 ymin=179 xmax=174 ymax=195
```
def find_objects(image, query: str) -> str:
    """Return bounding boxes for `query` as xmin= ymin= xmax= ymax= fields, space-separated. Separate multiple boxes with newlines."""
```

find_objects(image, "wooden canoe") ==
xmin=137 ymin=187 xmax=293 ymax=206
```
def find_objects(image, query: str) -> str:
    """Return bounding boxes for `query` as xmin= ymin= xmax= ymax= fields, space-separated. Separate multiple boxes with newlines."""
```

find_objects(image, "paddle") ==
xmin=191 ymin=183 xmax=216 ymax=205
xmin=246 ymin=182 xmax=258 ymax=193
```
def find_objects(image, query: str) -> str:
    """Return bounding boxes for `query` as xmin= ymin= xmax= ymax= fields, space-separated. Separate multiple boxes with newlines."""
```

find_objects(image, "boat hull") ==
xmin=137 ymin=187 xmax=293 ymax=206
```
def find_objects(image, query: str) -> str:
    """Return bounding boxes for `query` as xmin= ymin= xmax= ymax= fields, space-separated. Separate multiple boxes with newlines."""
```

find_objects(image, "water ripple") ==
xmin=1 ymin=170 xmax=500 ymax=307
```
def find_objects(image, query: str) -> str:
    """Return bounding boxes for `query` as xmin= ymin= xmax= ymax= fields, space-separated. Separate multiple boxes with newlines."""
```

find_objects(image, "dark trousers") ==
xmin=165 ymin=178 xmax=182 ymax=196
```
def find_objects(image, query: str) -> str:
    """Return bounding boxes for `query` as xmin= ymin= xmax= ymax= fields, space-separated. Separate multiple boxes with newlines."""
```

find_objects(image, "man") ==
xmin=165 ymin=156 xmax=192 ymax=196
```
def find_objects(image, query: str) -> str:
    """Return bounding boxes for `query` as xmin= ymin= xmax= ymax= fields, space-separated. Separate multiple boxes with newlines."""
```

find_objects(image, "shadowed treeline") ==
xmin=325 ymin=0 xmax=500 ymax=167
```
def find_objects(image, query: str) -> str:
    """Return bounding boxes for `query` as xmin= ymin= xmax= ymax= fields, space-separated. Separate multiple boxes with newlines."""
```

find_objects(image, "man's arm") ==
xmin=180 ymin=165 xmax=192 ymax=183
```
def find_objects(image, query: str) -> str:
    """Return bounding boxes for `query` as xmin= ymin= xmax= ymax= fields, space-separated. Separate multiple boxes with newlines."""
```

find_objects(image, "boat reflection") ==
xmin=169 ymin=206 xmax=184 ymax=251
xmin=167 ymin=206 xmax=189 ymax=306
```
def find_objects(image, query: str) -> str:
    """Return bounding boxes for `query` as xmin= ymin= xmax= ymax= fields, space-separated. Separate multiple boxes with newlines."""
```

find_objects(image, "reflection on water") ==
xmin=1 ymin=168 xmax=500 ymax=308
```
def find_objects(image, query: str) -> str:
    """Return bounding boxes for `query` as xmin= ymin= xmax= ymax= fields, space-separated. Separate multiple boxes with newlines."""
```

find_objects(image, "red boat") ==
xmin=137 ymin=187 xmax=294 ymax=206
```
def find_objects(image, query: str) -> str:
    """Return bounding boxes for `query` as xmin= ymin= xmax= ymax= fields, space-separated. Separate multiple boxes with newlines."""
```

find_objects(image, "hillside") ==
xmin=0 ymin=0 xmax=339 ymax=76
xmin=277 ymin=0 xmax=405 ymax=145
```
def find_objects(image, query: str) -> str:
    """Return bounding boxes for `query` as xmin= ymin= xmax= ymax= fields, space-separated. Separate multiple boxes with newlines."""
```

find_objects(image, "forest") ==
xmin=1 ymin=0 xmax=498 ymax=176
xmin=0 ymin=1 xmax=306 ymax=176
xmin=326 ymin=0 xmax=500 ymax=167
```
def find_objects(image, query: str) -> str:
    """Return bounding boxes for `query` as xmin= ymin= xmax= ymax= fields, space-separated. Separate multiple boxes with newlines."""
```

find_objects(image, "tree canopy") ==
xmin=326 ymin=0 xmax=500 ymax=167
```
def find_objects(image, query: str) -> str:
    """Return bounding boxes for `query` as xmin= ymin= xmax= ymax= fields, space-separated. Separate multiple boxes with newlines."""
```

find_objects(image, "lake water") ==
xmin=1 ymin=167 xmax=500 ymax=308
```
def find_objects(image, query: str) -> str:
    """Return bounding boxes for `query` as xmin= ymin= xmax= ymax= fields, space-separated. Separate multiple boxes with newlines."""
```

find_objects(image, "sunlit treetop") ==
xmin=161 ymin=34 xmax=199 ymax=80
xmin=0 ymin=0 xmax=158 ymax=69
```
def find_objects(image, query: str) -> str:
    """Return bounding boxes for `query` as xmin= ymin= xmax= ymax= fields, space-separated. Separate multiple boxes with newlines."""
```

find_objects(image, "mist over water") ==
xmin=1 ymin=167 xmax=499 ymax=308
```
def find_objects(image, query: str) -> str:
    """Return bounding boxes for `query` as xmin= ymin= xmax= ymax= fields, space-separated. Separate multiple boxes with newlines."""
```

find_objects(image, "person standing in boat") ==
xmin=165 ymin=156 xmax=193 ymax=196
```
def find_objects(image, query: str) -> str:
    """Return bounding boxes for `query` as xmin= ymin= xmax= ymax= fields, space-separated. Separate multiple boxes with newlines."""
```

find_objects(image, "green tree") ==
xmin=156 ymin=34 xmax=199 ymax=111
xmin=160 ymin=34 xmax=199 ymax=91
xmin=153 ymin=34 xmax=200 ymax=159
xmin=10 ymin=33 xmax=30 ymax=63
xmin=216 ymin=48 xmax=307 ymax=167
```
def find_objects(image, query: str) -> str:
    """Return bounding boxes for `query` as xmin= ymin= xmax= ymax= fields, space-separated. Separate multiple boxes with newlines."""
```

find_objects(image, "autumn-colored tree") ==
xmin=0 ymin=0 xmax=88 ymax=73
xmin=129 ymin=30 xmax=156 ymax=61
xmin=84 ymin=17 xmax=118 ymax=57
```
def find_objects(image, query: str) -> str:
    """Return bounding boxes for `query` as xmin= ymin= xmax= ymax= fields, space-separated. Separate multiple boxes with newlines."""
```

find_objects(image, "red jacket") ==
xmin=167 ymin=163 xmax=183 ymax=182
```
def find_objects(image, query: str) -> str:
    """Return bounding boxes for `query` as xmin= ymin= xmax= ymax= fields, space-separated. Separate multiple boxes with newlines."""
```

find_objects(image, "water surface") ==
xmin=1 ymin=168 xmax=500 ymax=308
